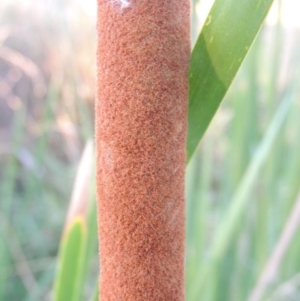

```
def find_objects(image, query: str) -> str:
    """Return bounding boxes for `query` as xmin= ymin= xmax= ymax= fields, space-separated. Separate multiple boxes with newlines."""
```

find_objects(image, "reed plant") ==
xmin=1 ymin=0 xmax=300 ymax=300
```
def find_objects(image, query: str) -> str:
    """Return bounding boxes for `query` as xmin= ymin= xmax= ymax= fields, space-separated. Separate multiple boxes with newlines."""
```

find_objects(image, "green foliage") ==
xmin=53 ymin=219 xmax=87 ymax=301
xmin=3 ymin=1 xmax=300 ymax=301
xmin=187 ymin=0 xmax=274 ymax=161
xmin=187 ymin=92 xmax=291 ymax=301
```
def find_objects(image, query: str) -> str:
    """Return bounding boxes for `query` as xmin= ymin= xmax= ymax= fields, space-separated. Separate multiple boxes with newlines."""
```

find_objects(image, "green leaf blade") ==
xmin=187 ymin=94 xmax=291 ymax=300
xmin=187 ymin=0 xmax=274 ymax=161
xmin=53 ymin=218 xmax=87 ymax=301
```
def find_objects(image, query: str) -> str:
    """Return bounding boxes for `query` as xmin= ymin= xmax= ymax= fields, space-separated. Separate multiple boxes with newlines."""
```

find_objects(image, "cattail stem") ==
xmin=96 ymin=0 xmax=190 ymax=300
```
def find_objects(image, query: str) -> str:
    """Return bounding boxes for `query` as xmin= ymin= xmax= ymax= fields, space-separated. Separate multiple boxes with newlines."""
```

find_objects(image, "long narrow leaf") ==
xmin=53 ymin=141 xmax=93 ymax=301
xmin=187 ymin=0 xmax=274 ymax=161
xmin=53 ymin=218 xmax=87 ymax=301
xmin=187 ymin=95 xmax=291 ymax=300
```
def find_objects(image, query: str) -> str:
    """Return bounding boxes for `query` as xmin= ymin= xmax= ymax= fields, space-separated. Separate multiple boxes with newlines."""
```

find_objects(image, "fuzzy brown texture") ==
xmin=96 ymin=0 xmax=190 ymax=300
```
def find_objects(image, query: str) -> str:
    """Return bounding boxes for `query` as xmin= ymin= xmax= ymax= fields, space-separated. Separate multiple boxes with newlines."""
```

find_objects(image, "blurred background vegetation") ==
xmin=1 ymin=0 xmax=300 ymax=300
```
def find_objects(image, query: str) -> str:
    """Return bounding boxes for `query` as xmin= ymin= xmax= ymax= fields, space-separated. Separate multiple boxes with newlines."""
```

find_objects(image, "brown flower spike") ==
xmin=96 ymin=0 xmax=190 ymax=300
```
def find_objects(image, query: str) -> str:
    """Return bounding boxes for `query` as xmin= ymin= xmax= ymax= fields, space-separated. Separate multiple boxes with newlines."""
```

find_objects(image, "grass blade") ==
xmin=247 ymin=193 xmax=300 ymax=301
xmin=187 ymin=93 xmax=291 ymax=301
xmin=187 ymin=0 xmax=274 ymax=161
xmin=53 ymin=218 xmax=87 ymax=301
xmin=52 ymin=141 xmax=93 ymax=301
